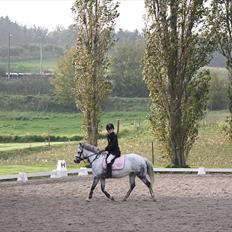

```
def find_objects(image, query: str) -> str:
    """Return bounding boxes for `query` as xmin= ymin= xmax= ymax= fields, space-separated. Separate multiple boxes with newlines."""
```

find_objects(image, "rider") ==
xmin=103 ymin=123 xmax=121 ymax=178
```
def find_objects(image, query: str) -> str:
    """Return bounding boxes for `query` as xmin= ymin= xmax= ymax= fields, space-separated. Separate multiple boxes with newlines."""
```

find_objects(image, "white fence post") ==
xmin=197 ymin=167 xmax=206 ymax=175
xmin=78 ymin=167 xmax=88 ymax=176
xmin=17 ymin=172 xmax=28 ymax=182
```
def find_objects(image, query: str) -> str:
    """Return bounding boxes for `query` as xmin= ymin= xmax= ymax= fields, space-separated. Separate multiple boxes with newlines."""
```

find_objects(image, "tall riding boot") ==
xmin=105 ymin=163 xmax=112 ymax=178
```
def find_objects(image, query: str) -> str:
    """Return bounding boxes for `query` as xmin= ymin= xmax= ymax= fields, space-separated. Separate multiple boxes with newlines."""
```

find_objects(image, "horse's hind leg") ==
xmin=123 ymin=173 xmax=136 ymax=201
xmin=87 ymin=177 xmax=99 ymax=201
xmin=138 ymin=175 xmax=156 ymax=201
xmin=100 ymin=178 xmax=114 ymax=201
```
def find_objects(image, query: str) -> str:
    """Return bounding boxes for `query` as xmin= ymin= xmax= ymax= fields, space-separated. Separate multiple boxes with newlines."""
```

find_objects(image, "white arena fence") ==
xmin=1 ymin=167 xmax=232 ymax=182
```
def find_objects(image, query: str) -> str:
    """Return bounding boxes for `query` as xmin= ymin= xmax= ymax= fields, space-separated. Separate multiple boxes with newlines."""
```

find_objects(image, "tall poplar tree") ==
xmin=72 ymin=0 xmax=119 ymax=145
xmin=144 ymin=0 xmax=214 ymax=167
xmin=209 ymin=0 xmax=232 ymax=139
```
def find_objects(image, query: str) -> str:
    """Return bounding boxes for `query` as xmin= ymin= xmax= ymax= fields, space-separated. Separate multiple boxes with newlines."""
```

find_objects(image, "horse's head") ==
xmin=74 ymin=143 xmax=85 ymax=164
xmin=74 ymin=143 xmax=100 ymax=164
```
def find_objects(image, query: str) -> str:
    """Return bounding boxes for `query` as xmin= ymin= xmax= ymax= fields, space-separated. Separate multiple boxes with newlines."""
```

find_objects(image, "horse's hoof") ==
xmin=152 ymin=198 xmax=157 ymax=202
xmin=86 ymin=198 xmax=92 ymax=202
xmin=122 ymin=198 xmax=127 ymax=202
xmin=111 ymin=196 xmax=115 ymax=201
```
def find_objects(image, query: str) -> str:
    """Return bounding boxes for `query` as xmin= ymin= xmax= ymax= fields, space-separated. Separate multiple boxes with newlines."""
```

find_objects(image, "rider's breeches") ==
xmin=106 ymin=154 xmax=115 ymax=164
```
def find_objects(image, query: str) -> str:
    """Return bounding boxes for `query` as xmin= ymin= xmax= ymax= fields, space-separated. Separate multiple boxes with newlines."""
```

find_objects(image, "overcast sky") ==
xmin=0 ymin=0 xmax=146 ymax=32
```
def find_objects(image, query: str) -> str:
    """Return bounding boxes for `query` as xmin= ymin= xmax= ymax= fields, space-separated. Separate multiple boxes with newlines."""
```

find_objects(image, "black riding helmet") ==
xmin=106 ymin=123 xmax=114 ymax=131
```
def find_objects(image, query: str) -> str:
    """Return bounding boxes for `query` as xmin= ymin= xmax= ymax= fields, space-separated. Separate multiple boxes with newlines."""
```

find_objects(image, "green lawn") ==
xmin=0 ymin=110 xmax=231 ymax=175
xmin=0 ymin=112 xmax=82 ymax=136
xmin=0 ymin=165 xmax=56 ymax=175
xmin=0 ymin=58 xmax=58 ymax=73
xmin=0 ymin=111 xmax=147 ymax=137
xmin=0 ymin=141 xmax=74 ymax=151
xmin=0 ymin=142 xmax=82 ymax=174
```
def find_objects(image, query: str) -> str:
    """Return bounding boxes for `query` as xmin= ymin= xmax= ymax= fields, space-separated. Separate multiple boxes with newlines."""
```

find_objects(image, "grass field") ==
xmin=0 ymin=110 xmax=231 ymax=175
xmin=0 ymin=58 xmax=57 ymax=73
xmin=0 ymin=141 xmax=73 ymax=151
xmin=0 ymin=111 xmax=146 ymax=137
xmin=0 ymin=112 xmax=83 ymax=136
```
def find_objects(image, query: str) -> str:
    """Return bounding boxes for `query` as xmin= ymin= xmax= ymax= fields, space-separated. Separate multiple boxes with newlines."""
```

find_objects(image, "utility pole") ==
xmin=7 ymin=33 xmax=12 ymax=79
xmin=40 ymin=42 xmax=43 ymax=75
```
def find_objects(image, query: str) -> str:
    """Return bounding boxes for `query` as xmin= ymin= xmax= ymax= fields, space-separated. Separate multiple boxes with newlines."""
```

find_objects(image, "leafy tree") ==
xmin=208 ymin=68 xmax=229 ymax=110
xmin=52 ymin=47 xmax=75 ymax=101
xmin=72 ymin=0 xmax=119 ymax=145
xmin=144 ymin=0 xmax=214 ymax=167
xmin=52 ymin=30 xmax=148 ymax=100
xmin=110 ymin=35 xmax=148 ymax=97
xmin=0 ymin=17 xmax=49 ymax=46
xmin=48 ymin=25 xmax=75 ymax=48
xmin=209 ymin=0 xmax=232 ymax=139
xmin=115 ymin=29 xmax=142 ymax=45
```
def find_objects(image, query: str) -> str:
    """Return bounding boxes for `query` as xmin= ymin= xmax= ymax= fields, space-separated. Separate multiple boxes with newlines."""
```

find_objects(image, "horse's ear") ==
xmin=79 ymin=142 xmax=82 ymax=146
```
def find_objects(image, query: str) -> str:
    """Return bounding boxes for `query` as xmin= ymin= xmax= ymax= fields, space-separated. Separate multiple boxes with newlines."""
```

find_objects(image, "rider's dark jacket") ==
xmin=105 ymin=132 xmax=121 ymax=157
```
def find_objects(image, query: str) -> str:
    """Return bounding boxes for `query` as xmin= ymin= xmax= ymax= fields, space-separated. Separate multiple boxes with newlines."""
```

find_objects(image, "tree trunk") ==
xmin=86 ymin=110 xmax=98 ymax=146
xmin=169 ymin=96 xmax=186 ymax=167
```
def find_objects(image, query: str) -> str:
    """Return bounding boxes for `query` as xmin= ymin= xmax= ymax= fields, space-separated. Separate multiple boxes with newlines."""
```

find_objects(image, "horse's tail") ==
xmin=145 ymin=159 xmax=154 ymax=187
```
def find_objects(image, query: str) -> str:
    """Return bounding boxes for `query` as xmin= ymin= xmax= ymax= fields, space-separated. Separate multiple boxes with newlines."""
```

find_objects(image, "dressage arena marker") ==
xmin=1 ymin=167 xmax=232 ymax=182
xmin=50 ymin=160 xmax=68 ymax=178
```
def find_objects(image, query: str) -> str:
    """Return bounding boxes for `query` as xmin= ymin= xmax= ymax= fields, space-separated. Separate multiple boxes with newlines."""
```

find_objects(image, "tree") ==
xmin=72 ymin=0 xmax=119 ymax=145
xmin=110 ymin=35 xmax=148 ymax=97
xmin=209 ymin=0 xmax=232 ymax=139
xmin=52 ymin=47 xmax=75 ymax=101
xmin=208 ymin=68 xmax=229 ymax=110
xmin=52 ymin=30 xmax=147 ymax=101
xmin=143 ymin=0 xmax=214 ymax=167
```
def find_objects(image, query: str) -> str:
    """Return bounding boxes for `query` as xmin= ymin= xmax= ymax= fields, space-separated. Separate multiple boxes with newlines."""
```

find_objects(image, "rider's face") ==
xmin=107 ymin=128 xmax=114 ymax=134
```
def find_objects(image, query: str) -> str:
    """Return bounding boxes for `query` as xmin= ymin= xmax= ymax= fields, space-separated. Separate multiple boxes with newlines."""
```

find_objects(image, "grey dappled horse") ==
xmin=74 ymin=143 xmax=155 ymax=201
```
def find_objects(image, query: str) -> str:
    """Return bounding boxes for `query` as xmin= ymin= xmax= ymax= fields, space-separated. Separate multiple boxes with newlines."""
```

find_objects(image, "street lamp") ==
xmin=7 ymin=33 xmax=12 ymax=79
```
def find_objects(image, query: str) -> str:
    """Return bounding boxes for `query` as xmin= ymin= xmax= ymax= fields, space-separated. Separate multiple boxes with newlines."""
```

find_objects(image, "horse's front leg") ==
xmin=100 ymin=178 xmax=114 ymax=201
xmin=86 ymin=176 xmax=100 ymax=201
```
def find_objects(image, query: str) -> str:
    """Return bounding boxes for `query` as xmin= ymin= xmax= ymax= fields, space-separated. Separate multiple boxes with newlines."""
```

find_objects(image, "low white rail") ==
xmin=0 ymin=168 xmax=92 ymax=181
xmin=154 ymin=167 xmax=232 ymax=174
xmin=0 ymin=167 xmax=232 ymax=182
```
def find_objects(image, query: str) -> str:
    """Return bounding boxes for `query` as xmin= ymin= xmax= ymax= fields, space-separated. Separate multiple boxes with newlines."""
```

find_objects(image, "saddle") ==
xmin=102 ymin=155 xmax=125 ymax=170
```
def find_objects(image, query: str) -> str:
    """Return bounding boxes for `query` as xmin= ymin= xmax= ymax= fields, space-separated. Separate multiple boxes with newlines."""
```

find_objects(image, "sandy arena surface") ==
xmin=0 ymin=174 xmax=232 ymax=232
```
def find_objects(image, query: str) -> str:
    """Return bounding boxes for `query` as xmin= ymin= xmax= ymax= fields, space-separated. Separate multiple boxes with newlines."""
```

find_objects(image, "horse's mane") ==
xmin=82 ymin=143 xmax=100 ymax=153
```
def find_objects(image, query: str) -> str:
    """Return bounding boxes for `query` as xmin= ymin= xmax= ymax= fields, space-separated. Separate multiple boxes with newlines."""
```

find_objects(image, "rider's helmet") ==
xmin=106 ymin=123 xmax=114 ymax=131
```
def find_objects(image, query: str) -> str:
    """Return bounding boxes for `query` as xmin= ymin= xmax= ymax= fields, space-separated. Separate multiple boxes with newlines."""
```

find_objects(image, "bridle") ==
xmin=75 ymin=147 xmax=101 ymax=165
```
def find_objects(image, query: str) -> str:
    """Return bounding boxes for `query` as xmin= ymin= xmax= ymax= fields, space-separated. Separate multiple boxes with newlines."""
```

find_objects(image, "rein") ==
xmin=87 ymin=152 xmax=101 ymax=165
